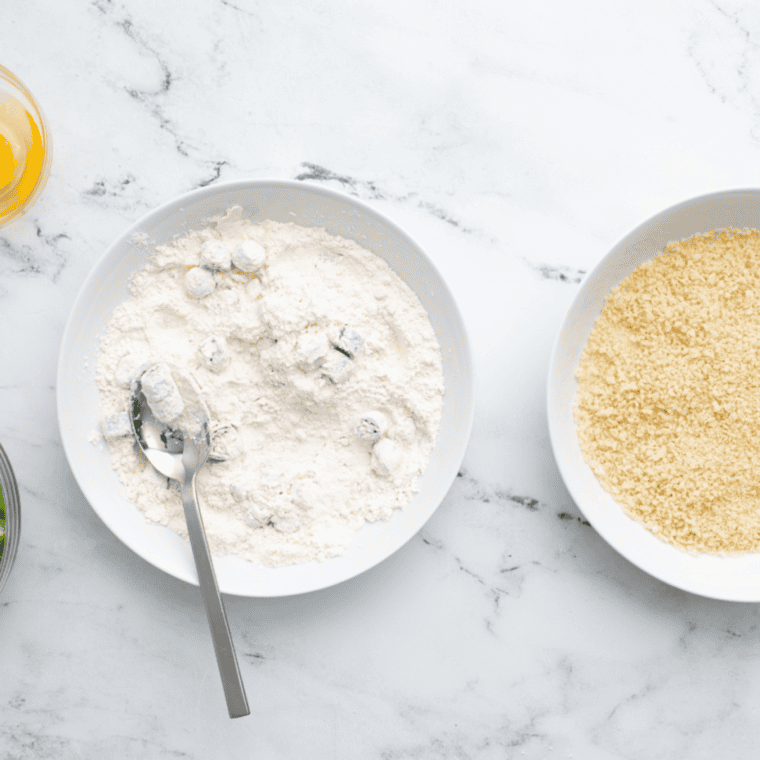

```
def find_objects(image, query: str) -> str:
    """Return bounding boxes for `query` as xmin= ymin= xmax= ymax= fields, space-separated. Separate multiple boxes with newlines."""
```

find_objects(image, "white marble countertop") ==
xmin=3 ymin=0 xmax=760 ymax=757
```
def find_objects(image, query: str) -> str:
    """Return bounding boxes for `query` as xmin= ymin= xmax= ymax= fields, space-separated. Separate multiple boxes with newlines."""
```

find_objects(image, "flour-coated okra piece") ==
xmin=140 ymin=362 xmax=185 ymax=424
xmin=232 ymin=239 xmax=267 ymax=273
xmin=271 ymin=511 xmax=300 ymax=534
xmin=356 ymin=410 xmax=389 ymax=442
xmin=199 ymin=335 xmax=230 ymax=373
xmin=332 ymin=325 xmax=363 ymax=358
xmin=184 ymin=266 xmax=216 ymax=299
xmin=295 ymin=329 xmax=330 ymax=371
xmin=321 ymin=350 xmax=355 ymax=384
xmin=200 ymin=240 xmax=232 ymax=272
xmin=371 ymin=437 xmax=403 ymax=477
xmin=244 ymin=503 xmax=274 ymax=530
xmin=209 ymin=423 xmax=243 ymax=461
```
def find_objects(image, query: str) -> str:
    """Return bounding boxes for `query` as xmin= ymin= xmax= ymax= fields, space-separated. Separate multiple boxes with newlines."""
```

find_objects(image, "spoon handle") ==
xmin=181 ymin=475 xmax=250 ymax=719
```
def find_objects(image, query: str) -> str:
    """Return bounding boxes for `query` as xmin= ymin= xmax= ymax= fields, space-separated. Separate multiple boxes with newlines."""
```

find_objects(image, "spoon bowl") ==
xmin=130 ymin=363 xmax=249 ymax=719
xmin=131 ymin=367 xmax=209 ymax=482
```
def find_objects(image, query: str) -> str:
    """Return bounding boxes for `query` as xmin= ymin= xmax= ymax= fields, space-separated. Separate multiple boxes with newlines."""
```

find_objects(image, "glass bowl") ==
xmin=0 ymin=442 xmax=21 ymax=596
xmin=0 ymin=64 xmax=53 ymax=227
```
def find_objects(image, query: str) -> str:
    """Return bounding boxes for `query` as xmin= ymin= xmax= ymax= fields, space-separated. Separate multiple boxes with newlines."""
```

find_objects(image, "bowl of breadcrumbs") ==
xmin=548 ymin=188 xmax=760 ymax=601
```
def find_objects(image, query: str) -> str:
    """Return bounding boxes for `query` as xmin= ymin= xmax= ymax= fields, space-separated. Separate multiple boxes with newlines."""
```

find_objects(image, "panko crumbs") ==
xmin=575 ymin=228 xmax=760 ymax=554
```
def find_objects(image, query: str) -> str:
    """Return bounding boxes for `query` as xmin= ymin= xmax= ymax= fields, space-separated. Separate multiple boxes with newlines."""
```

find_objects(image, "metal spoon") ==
xmin=129 ymin=363 xmax=249 ymax=719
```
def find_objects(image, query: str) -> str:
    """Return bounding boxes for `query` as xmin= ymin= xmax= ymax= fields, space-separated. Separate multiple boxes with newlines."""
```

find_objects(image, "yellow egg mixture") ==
xmin=0 ymin=91 xmax=45 ymax=221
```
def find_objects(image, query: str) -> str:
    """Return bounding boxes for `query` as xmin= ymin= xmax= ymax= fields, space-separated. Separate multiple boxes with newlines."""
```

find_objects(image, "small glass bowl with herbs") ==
xmin=0 ymin=442 xmax=20 ymax=595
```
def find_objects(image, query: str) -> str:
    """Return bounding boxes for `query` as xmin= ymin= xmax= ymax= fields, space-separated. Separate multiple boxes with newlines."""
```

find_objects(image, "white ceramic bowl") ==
xmin=57 ymin=179 xmax=474 ymax=597
xmin=548 ymin=188 xmax=760 ymax=602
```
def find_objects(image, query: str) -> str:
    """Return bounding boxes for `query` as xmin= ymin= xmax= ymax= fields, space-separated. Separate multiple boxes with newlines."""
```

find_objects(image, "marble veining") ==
xmin=3 ymin=0 xmax=760 ymax=757
xmin=295 ymin=161 xmax=479 ymax=235
xmin=92 ymin=0 xmax=187 ymax=155
xmin=0 ymin=222 xmax=70 ymax=281
xmin=293 ymin=162 xmax=584 ymax=284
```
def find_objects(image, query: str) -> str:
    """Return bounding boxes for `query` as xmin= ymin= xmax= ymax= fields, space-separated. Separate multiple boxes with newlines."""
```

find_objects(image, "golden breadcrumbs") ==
xmin=575 ymin=228 xmax=760 ymax=554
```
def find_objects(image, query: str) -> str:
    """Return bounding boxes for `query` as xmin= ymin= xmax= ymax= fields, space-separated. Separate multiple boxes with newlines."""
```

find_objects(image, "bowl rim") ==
xmin=0 ymin=441 xmax=21 ymax=597
xmin=57 ymin=177 xmax=475 ymax=596
xmin=547 ymin=187 xmax=760 ymax=602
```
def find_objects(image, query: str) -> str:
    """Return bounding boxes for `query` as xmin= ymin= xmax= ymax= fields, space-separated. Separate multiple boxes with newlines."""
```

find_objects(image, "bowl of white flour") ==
xmin=57 ymin=179 xmax=474 ymax=596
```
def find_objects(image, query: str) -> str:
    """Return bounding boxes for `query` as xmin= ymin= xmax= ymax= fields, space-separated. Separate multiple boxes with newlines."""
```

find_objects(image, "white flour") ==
xmin=95 ymin=207 xmax=444 ymax=567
